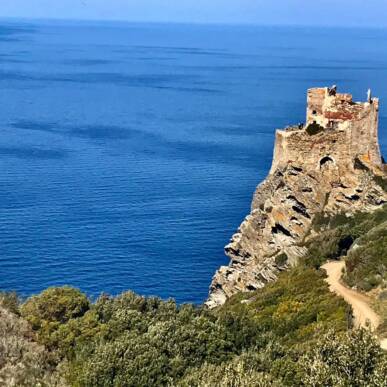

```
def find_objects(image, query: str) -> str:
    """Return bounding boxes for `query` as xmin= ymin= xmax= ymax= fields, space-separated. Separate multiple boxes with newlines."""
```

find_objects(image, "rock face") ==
xmin=206 ymin=86 xmax=387 ymax=308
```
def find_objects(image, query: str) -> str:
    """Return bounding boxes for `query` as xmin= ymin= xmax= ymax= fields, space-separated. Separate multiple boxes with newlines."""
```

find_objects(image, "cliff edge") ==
xmin=207 ymin=86 xmax=387 ymax=308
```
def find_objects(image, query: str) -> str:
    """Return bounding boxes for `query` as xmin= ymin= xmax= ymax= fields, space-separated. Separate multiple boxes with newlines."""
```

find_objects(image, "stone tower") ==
xmin=206 ymin=87 xmax=386 ymax=308
xmin=271 ymin=86 xmax=382 ymax=174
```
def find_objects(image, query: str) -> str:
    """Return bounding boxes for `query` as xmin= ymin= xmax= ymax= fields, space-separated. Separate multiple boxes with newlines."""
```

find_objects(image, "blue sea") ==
xmin=0 ymin=20 xmax=386 ymax=304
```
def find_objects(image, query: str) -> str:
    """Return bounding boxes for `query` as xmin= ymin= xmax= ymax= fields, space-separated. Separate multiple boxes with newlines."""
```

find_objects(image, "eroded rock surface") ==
xmin=207 ymin=87 xmax=387 ymax=308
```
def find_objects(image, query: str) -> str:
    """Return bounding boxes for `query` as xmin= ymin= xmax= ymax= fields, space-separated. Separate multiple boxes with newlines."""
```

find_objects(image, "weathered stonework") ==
xmin=206 ymin=87 xmax=387 ymax=308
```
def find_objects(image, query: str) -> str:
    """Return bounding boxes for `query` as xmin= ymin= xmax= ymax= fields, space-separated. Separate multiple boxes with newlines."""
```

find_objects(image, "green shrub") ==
xmin=21 ymin=286 xmax=90 ymax=328
xmin=0 ymin=291 xmax=20 ymax=315
xmin=20 ymin=286 xmax=90 ymax=355
xmin=343 ymin=222 xmax=387 ymax=291
xmin=299 ymin=329 xmax=386 ymax=386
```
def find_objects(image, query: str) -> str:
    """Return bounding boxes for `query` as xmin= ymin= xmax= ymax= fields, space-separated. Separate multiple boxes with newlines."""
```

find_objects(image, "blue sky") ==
xmin=1 ymin=0 xmax=387 ymax=27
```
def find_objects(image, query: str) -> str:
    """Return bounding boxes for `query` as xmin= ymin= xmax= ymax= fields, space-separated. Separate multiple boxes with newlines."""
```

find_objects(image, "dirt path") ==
xmin=322 ymin=260 xmax=386 ymax=350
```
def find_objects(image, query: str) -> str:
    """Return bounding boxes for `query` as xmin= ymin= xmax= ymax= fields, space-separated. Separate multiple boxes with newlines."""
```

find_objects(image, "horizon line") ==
xmin=1 ymin=15 xmax=387 ymax=31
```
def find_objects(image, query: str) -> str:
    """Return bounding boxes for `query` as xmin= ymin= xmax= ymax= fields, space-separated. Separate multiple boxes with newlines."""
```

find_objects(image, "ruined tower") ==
xmin=207 ymin=87 xmax=386 ymax=308
xmin=271 ymin=87 xmax=382 ymax=174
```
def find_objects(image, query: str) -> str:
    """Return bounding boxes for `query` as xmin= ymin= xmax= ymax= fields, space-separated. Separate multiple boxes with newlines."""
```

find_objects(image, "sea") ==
xmin=0 ymin=19 xmax=386 ymax=304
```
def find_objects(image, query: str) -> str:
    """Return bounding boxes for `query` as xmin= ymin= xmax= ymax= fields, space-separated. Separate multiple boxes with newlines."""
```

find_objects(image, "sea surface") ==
xmin=0 ymin=20 xmax=386 ymax=304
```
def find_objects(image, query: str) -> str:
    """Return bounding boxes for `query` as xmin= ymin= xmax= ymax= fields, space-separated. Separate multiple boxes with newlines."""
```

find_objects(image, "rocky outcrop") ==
xmin=206 ymin=86 xmax=387 ymax=308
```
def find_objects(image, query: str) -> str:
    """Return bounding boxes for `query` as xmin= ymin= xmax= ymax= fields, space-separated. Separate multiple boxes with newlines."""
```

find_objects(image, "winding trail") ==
xmin=322 ymin=261 xmax=386 ymax=350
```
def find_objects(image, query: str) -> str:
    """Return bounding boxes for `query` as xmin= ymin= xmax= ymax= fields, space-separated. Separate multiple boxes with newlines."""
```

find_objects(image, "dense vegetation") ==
xmin=0 ymin=205 xmax=386 ymax=386
xmin=345 ymin=221 xmax=387 ymax=291
xmin=306 ymin=203 xmax=387 ymax=292
xmin=1 ymin=263 xmax=385 ymax=386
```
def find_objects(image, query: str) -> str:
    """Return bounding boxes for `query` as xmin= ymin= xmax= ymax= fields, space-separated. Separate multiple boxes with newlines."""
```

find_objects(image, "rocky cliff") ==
xmin=206 ymin=86 xmax=387 ymax=308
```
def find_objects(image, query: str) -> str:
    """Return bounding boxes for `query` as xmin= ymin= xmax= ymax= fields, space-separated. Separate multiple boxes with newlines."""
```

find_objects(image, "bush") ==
xmin=299 ymin=329 xmax=387 ymax=386
xmin=0 ymin=291 xmax=20 ymax=315
xmin=20 ymin=286 xmax=90 ymax=354
xmin=178 ymin=357 xmax=281 ymax=387
xmin=21 ymin=286 xmax=90 ymax=328
xmin=344 ymin=222 xmax=387 ymax=291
